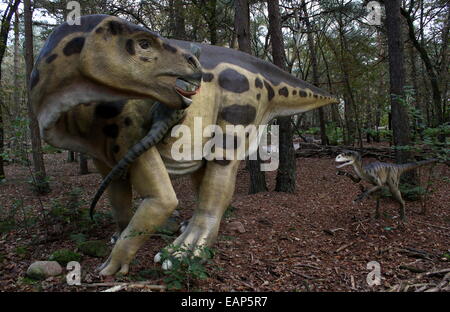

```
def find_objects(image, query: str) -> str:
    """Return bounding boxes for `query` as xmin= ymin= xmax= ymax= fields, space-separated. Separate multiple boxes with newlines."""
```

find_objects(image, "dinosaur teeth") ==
xmin=176 ymin=78 xmax=198 ymax=93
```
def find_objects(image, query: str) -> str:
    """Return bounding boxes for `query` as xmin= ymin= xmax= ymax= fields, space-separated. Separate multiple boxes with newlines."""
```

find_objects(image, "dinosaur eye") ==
xmin=138 ymin=39 xmax=151 ymax=49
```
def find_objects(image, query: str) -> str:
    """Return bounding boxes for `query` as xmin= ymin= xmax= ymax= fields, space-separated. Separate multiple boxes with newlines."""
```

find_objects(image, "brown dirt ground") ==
xmin=0 ymin=151 xmax=448 ymax=292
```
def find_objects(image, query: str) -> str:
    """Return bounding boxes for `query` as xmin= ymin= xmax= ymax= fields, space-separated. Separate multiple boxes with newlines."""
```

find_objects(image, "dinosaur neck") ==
xmin=351 ymin=160 xmax=368 ymax=181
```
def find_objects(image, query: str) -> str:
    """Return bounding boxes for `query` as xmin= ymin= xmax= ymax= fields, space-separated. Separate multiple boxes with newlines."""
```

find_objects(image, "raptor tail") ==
xmin=399 ymin=158 xmax=438 ymax=175
xmin=89 ymin=105 xmax=185 ymax=220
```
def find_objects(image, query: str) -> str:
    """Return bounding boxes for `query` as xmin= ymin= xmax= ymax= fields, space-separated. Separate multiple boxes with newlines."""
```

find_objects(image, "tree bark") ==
xmin=24 ymin=0 xmax=49 ymax=193
xmin=170 ymin=0 xmax=186 ymax=40
xmin=401 ymin=7 xmax=444 ymax=125
xmin=79 ymin=153 xmax=89 ymax=175
xmin=13 ymin=9 xmax=20 ymax=112
xmin=384 ymin=0 xmax=416 ymax=183
xmin=0 ymin=0 xmax=21 ymax=180
xmin=234 ymin=0 xmax=267 ymax=194
xmin=301 ymin=0 xmax=328 ymax=145
xmin=268 ymin=0 xmax=296 ymax=193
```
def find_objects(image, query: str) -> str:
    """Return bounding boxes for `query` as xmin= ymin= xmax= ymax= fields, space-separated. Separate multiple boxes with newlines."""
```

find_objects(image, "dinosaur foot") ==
xmin=97 ymin=237 xmax=139 ymax=276
xmin=154 ymin=220 xmax=216 ymax=270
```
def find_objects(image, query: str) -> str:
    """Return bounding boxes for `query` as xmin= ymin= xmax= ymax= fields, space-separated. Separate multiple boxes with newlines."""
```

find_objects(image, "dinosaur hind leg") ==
xmin=99 ymin=147 xmax=178 ymax=276
xmin=155 ymin=160 xmax=240 ymax=270
xmin=93 ymin=159 xmax=132 ymax=244
xmin=388 ymin=184 xmax=406 ymax=221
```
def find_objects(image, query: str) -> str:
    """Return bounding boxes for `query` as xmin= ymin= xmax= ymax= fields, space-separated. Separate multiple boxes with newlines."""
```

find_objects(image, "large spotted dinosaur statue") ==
xmin=32 ymin=15 xmax=339 ymax=276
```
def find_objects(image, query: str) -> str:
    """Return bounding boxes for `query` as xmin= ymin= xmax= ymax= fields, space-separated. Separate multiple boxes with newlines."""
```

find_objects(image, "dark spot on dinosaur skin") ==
xmin=218 ymin=69 xmax=249 ymax=93
xmin=103 ymin=124 xmax=119 ymax=138
xmin=279 ymin=87 xmax=289 ymax=97
xmin=264 ymin=80 xmax=275 ymax=101
xmin=95 ymin=27 xmax=104 ymax=34
xmin=30 ymin=69 xmax=39 ymax=90
xmin=202 ymin=72 xmax=214 ymax=82
xmin=112 ymin=145 xmax=120 ymax=153
xmin=124 ymin=117 xmax=133 ymax=127
xmin=108 ymin=20 xmax=124 ymax=35
xmin=214 ymin=159 xmax=231 ymax=166
xmin=293 ymin=90 xmax=297 ymax=95
xmin=36 ymin=15 xmax=108 ymax=62
xmin=46 ymin=54 xmax=58 ymax=64
xmin=255 ymin=78 xmax=263 ymax=89
xmin=63 ymin=37 xmax=85 ymax=56
xmin=125 ymin=39 xmax=135 ymax=55
xmin=95 ymin=101 xmax=126 ymax=119
xmin=299 ymin=90 xmax=308 ymax=97
xmin=163 ymin=42 xmax=177 ymax=54
xmin=220 ymin=104 xmax=256 ymax=125
xmin=257 ymin=94 xmax=261 ymax=101
xmin=313 ymin=94 xmax=318 ymax=99
xmin=140 ymin=57 xmax=150 ymax=62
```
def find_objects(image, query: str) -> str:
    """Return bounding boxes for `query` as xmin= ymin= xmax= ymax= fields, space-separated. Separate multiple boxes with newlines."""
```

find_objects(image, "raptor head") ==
xmin=31 ymin=15 xmax=202 ymax=142
xmin=335 ymin=150 xmax=361 ymax=168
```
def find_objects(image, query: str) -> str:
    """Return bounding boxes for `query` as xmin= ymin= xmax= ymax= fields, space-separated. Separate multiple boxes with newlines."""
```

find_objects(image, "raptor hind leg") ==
xmin=389 ymin=184 xmax=406 ymax=221
xmin=99 ymin=147 xmax=178 ymax=276
xmin=93 ymin=159 xmax=132 ymax=243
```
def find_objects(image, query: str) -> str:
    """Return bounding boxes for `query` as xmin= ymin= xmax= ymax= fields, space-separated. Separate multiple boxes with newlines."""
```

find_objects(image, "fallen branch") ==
xmin=83 ymin=281 xmax=167 ymax=292
xmin=336 ymin=242 xmax=355 ymax=253
xmin=412 ymin=220 xmax=450 ymax=232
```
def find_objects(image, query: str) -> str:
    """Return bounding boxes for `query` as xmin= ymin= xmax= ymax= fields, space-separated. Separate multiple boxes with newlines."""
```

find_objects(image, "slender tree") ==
xmin=0 ymin=0 xmax=21 ymax=180
xmin=268 ymin=0 xmax=296 ymax=193
xmin=301 ymin=0 xmax=328 ymax=145
xmin=234 ymin=0 xmax=268 ymax=194
xmin=24 ymin=0 xmax=49 ymax=192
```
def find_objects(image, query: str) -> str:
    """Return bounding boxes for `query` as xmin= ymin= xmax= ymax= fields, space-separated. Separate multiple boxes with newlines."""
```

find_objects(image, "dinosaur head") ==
xmin=31 ymin=15 xmax=202 ymax=143
xmin=335 ymin=150 xmax=361 ymax=168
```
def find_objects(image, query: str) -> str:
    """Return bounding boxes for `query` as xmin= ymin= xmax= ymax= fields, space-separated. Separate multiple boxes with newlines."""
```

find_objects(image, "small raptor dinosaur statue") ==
xmin=335 ymin=150 xmax=437 ymax=220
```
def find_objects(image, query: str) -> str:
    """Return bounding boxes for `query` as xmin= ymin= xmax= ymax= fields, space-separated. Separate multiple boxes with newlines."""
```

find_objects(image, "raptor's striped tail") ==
xmin=398 ymin=158 xmax=438 ymax=175
xmin=89 ymin=104 xmax=185 ymax=220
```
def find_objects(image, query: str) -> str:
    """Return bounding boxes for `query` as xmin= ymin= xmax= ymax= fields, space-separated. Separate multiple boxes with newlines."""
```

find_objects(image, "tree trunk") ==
xmin=67 ymin=151 xmax=76 ymax=162
xmin=301 ymin=0 xmax=328 ymax=145
xmin=234 ymin=0 xmax=267 ymax=194
xmin=13 ymin=10 xmax=20 ymax=112
xmin=0 ymin=0 xmax=21 ymax=180
xmin=268 ymin=0 xmax=296 ymax=193
xmin=384 ymin=0 xmax=416 ymax=183
xmin=24 ymin=0 xmax=49 ymax=193
xmin=171 ymin=0 xmax=186 ymax=40
xmin=79 ymin=153 xmax=89 ymax=175
xmin=401 ymin=8 xmax=443 ymax=126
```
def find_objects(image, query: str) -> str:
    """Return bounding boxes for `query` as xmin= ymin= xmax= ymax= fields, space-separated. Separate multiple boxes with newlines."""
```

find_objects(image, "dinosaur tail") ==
xmin=89 ymin=106 xmax=185 ymax=220
xmin=398 ymin=158 xmax=438 ymax=175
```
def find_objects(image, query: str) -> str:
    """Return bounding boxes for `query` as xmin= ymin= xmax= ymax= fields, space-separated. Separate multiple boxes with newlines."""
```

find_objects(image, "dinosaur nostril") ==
xmin=185 ymin=54 xmax=198 ymax=68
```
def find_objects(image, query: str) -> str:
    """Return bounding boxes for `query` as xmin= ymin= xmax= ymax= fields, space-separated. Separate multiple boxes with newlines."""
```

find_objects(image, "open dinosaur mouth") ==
xmin=335 ymin=155 xmax=354 ymax=168
xmin=175 ymin=78 xmax=200 ymax=106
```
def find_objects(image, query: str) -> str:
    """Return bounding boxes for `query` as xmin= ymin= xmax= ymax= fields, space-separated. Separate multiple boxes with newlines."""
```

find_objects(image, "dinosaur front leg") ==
xmin=93 ymin=159 xmax=133 ymax=244
xmin=353 ymin=185 xmax=382 ymax=203
xmin=99 ymin=147 xmax=178 ymax=276
xmin=336 ymin=170 xmax=361 ymax=183
xmin=155 ymin=160 xmax=240 ymax=269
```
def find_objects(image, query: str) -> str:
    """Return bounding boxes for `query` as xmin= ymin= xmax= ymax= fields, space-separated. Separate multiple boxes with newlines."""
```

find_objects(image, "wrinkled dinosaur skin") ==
xmin=335 ymin=150 xmax=437 ymax=220
xmin=32 ymin=15 xmax=338 ymax=276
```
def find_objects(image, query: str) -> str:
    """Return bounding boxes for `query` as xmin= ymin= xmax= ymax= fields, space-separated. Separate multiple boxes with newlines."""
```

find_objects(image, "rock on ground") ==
xmin=26 ymin=261 xmax=62 ymax=280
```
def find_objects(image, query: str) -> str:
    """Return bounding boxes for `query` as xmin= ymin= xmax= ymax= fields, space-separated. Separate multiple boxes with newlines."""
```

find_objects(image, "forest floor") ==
xmin=0 ymin=147 xmax=449 ymax=292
